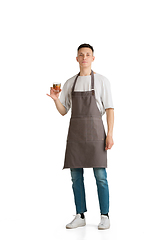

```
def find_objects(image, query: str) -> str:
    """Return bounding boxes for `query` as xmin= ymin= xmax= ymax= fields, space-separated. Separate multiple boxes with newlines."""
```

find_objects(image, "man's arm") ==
xmin=105 ymin=108 xmax=114 ymax=150
xmin=54 ymin=98 xmax=67 ymax=116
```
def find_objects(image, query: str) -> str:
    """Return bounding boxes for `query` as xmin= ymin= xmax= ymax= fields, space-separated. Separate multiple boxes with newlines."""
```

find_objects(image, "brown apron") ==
xmin=63 ymin=70 xmax=107 ymax=169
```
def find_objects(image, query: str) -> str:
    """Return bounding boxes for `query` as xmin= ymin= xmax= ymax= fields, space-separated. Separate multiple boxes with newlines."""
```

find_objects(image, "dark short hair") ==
xmin=77 ymin=43 xmax=94 ymax=53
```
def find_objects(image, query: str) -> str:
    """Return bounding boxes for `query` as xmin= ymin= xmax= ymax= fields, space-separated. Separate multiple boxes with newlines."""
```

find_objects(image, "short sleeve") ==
xmin=59 ymin=81 xmax=72 ymax=113
xmin=101 ymin=77 xmax=114 ymax=109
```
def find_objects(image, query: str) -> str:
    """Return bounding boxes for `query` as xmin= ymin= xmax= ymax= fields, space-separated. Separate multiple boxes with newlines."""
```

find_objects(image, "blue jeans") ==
xmin=70 ymin=168 xmax=109 ymax=215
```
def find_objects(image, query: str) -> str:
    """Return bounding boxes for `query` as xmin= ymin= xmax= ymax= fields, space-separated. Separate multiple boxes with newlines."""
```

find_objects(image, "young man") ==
xmin=46 ymin=43 xmax=114 ymax=230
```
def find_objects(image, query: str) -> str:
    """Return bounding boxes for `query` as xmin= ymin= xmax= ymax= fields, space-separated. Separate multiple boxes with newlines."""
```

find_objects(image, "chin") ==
xmin=81 ymin=64 xmax=89 ymax=67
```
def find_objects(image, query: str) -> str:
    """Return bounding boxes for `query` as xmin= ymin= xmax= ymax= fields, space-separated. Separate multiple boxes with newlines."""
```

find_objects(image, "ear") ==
xmin=76 ymin=57 xmax=79 ymax=62
xmin=92 ymin=56 xmax=95 ymax=62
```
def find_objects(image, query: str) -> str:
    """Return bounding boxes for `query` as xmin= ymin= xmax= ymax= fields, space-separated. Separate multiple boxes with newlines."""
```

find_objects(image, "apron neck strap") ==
xmin=72 ymin=70 xmax=94 ymax=94
xmin=91 ymin=70 xmax=94 ymax=90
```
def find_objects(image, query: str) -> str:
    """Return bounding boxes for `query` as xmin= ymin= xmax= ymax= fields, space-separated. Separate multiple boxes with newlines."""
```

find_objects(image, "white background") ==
xmin=0 ymin=0 xmax=160 ymax=239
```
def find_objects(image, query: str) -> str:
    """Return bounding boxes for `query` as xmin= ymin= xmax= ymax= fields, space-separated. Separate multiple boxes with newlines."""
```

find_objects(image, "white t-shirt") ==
xmin=59 ymin=72 xmax=114 ymax=116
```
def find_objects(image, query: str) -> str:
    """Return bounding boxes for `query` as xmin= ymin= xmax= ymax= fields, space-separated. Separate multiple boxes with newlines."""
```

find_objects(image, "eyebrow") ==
xmin=79 ymin=52 xmax=91 ymax=54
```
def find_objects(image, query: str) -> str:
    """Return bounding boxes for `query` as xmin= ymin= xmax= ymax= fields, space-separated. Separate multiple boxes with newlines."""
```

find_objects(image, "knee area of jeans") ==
xmin=96 ymin=179 xmax=108 ymax=187
xmin=71 ymin=171 xmax=84 ymax=182
xmin=71 ymin=176 xmax=84 ymax=183
xmin=94 ymin=173 xmax=108 ymax=185
xmin=93 ymin=170 xmax=107 ymax=182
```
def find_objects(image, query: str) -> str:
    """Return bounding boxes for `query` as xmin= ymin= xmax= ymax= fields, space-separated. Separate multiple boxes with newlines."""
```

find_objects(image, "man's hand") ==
xmin=46 ymin=87 xmax=62 ymax=101
xmin=105 ymin=135 xmax=114 ymax=150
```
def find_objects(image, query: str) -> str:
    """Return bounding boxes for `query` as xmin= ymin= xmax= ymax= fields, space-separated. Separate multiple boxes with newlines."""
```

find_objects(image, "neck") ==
xmin=79 ymin=66 xmax=92 ymax=76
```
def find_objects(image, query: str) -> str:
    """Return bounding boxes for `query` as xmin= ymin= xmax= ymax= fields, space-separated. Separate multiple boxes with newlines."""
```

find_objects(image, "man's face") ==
xmin=76 ymin=48 xmax=95 ymax=68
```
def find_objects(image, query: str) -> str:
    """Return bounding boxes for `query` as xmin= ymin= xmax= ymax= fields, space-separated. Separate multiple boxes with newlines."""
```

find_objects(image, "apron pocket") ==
xmin=86 ymin=118 xmax=106 ymax=141
xmin=67 ymin=118 xmax=87 ymax=142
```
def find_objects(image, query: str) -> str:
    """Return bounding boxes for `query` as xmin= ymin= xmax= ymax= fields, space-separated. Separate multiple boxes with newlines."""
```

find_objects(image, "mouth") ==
xmin=82 ymin=62 xmax=87 ymax=63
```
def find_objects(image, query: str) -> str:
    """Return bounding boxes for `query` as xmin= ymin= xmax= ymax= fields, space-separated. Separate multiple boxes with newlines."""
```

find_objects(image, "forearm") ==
xmin=54 ymin=98 xmax=67 ymax=116
xmin=106 ymin=108 xmax=114 ymax=136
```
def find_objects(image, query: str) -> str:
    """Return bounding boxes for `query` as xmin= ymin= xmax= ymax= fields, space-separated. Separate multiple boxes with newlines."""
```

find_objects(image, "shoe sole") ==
xmin=66 ymin=223 xmax=86 ymax=229
xmin=98 ymin=225 xmax=110 ymax=230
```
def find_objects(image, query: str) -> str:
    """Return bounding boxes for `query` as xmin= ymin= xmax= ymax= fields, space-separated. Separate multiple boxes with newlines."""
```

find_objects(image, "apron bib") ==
xmin=63 ymin=70 xmax=107 ymax=169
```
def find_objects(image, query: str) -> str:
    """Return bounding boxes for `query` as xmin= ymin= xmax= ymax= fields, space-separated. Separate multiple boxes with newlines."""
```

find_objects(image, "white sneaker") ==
xmin=66 ymin=214 xmax=86 ymax=229
xmin=98 ymin=215 xmax=110 ymax=230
